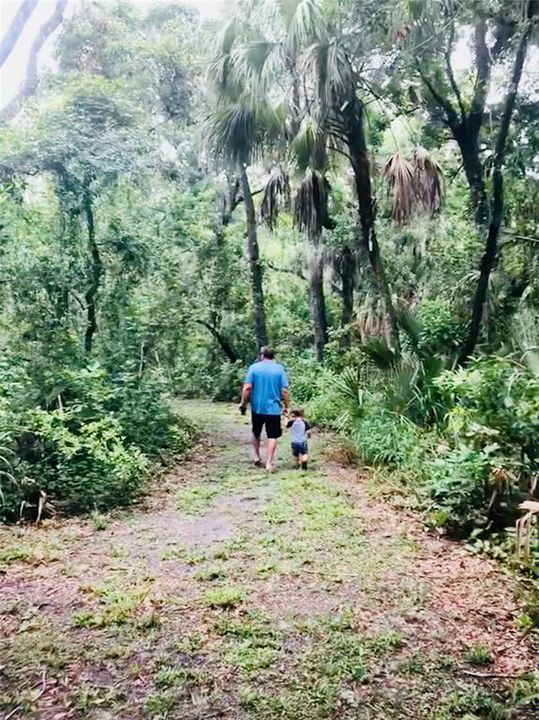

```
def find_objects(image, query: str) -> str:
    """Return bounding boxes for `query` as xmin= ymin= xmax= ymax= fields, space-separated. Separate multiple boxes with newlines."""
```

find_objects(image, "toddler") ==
xmin=286 ymin=408 xmax=311 ymax=470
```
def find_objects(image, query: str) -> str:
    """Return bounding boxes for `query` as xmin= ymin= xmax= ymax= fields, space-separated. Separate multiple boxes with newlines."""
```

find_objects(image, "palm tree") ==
xmin=228 ymin=1 xmax=401 ymax=351
xmin=260 ymin=118 xmax=333 ymax=362
xmin=294 ymin=168 xmax=332 ymax=361
xmin=206 ymin=15 xmax=282 ymax=349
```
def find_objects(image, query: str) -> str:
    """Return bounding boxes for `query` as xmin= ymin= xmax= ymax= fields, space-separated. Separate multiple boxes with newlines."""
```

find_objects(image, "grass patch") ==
xmin=143 ymin=689 xmax=178 ymax=717
xmin=73 ymin=580 xmax=150 ymax=627
xmin=0 ymin=539 xmax=62 ymax=569
xmin=366 ymin=630 xmax=404 ymax=653
xmin=194 ymin=564 xmax=227 ymax=582
xmin=466 ymin=643 xmax=493 ymax=666
xmin=89 ymin=510 xmax=108 ymax=531
xmin=176 ymin=485 xmax=219 ymax=514
xmin=203 ymin=585 xmax=244 ymax=609
xmin=434 ymin=687 xmax=507 ymax=720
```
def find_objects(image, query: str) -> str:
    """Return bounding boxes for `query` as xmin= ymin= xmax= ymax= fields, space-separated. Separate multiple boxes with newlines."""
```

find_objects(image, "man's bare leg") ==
xmin=251 ymin=436 xmax=262 ymax=466
xmin=265 ymin=438 xmax=277 ymax=471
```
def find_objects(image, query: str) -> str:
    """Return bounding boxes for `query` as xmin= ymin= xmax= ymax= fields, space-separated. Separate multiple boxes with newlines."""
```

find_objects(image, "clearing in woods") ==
xmin=0 ymin=402 xmax=536 ymax=719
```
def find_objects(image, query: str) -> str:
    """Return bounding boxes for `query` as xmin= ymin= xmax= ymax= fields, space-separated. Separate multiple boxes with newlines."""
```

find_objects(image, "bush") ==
xmin=110 ymin=370 xmax=194 ymax=456
xmin=350 ymin=406 xmax=427 ymax=468
xmin=306 ymin=352 xmax=539 ymax=536
xmin=18 ymin=408 xmax=148 ymax=516
xmin=424 ymin=445 xmax=491 ymax=534
xmin=0 ymin=361 xmax=195 ymax=522
xmin=211 ymin=361 xmax=245 ymax=402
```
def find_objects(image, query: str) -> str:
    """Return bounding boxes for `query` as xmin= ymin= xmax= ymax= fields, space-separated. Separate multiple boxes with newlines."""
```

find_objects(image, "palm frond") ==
xmin=290 ymin=115 xmax=327 ymax=172
xmin=260 ymin=166 xmax=291 ymax=229
xmin=395 ymin=306 xmax=423 ymax=354
xmin=279 ymin=0 xmax=326 ymax=54
xmin=233 ymin=40 xmax=281 ymax=93
xmin=413 ymin=146 xmax=443 ymax=216
xmin=301 ymin=39 xmax=351 ymax=113
xmin=361 ymin=337 xmax=399 ymax=369
xmin=206 ymin=94 xmax=284 ymax=166
xmin=208 ymin=18 xmax=243 ymax=94
xmin=382 ymin=151 xmax=415 ymax=224
xmin=293 ymin=168 xmax=331 ymax=236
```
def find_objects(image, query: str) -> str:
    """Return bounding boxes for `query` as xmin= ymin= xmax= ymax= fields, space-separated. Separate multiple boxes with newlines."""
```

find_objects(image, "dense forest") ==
xmin=2 ymin=0 xmax=538 ymax=540
xmin=1 ymin=0 xmax=539 ymax=717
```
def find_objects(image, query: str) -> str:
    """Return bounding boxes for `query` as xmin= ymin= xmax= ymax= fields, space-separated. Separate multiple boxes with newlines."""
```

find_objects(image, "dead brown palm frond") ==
xmin=382 ymin=151 xmax=415 ymax=224
xmin=394 ymin=23 xmax=412 ymax=48
xmin=413 ymin=145 xmax=443 ymax=216
xmin=260 ymin=166 xmax=291 ymax=230
xmin=515 ymin=500 xmax=539 ymax=561
xmin=293 ymin=168 xmax=331 ymax=237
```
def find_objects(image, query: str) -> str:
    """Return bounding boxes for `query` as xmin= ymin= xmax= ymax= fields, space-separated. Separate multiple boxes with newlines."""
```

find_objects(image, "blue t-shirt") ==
xmin=245 ymin=360 xmax=288 ymax=416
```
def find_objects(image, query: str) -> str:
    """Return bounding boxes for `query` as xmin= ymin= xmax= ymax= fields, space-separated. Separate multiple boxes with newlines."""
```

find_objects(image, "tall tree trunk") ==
xmin=458 ymin=17 xmax=532 ymax=365
xmin=308 ymin=232 xmax=327 ymax=362
xmin=349 ymin=149 xmax=400 ymax=353
xmin=340 ymin=245 xmax=354 ymax=347
xmin=1 ymin=0 xmax=67 ymax=124
xmin=456 ymin=130 xmax=488 ymax=226
xmin=341 ymin=99 xmax=400 ymax=352
xmin=0 ymin=0 xmax=38 ymax=69
xmin=83 ymin=184 xmax=102 ymax=355
xmin=239 ymin=164 xmax=268 ymax=349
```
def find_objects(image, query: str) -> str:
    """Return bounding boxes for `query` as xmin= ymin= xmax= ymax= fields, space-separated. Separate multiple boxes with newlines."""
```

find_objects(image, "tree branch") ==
xmin=267 ymin=262 xmax=306 ymax=281
xmin=1 ymin=0 xmax=67 ymax=124
xmin=445 ymin=22 xmax=466 ymax=120
xmin=0 ymin=0 xmax=38 ymax=70
xmin=195 ymin=320 xmax=239 ymax=363
xmin=416 ymin=59 xmax=459 ymax=129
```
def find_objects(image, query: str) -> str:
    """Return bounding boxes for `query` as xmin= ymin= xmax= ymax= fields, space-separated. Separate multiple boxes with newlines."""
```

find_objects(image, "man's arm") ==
xmin=239 ymin=367 xmax=254 ymax=413
xmin=281 ymin=367 xmax=289 ymax=413
xmin=240 ymin=383 xmax=252 ymax=410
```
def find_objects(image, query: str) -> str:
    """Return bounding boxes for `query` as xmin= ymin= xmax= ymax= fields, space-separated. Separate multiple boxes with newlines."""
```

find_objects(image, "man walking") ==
xmin=239 ymin=346 xmax=289 ymax=471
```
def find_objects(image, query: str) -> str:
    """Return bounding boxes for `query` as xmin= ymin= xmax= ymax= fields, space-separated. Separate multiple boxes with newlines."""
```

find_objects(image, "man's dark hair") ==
xmin=260 ymin=345 xmax=275 ymax=359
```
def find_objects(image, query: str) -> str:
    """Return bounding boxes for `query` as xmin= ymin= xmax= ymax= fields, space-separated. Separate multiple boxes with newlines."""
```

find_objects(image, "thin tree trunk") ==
xmin=349 ymin=151 xmax=400 ymax=353
xmin=458 ymin=17 xmax=532 ymax=365
xmin=1 ymin=0 xmax=66 ymax=124
xmin=340 ymin=245 xmax=354 ymax=347
xmin=0 ymin=0 xmax=38 ymax=69
xmin=239 ymin=164 xmax=268 ymax=349
xmin=83 ymin=184 xmax=102 ymax=354
xmin=341 ymin=96 xmax=400 ymax=352
xmin=308 ymin=232 xmax=327 ymax=362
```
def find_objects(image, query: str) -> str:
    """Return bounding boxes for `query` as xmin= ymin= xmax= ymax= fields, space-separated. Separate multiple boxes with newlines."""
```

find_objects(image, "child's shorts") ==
xmin=291 ymin=442 xmax=308 ymax=457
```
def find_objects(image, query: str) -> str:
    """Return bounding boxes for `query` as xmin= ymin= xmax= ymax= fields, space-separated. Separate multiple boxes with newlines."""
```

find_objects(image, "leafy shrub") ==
xmin=285 ymin=356 xmax=329 ymax=404
xmin=110 ymin=370 xmax=194 ymax=456
xmin=423 ymin=445 xmax=491 ymax=534
xmin=211 ymin=361 xmax=245 ymax=402
xmin=437 ymin=356 xmax=539 ymax=464
xmin=350 ymin=407 xmax=427 ymax=468
xmin=415 ymin=298 xmax=463 ymax=358
xmin=17 ymin=407 xmax=149 ymax=515
xmin=307 ymin=351 xmax=539 ymax=536
xmin=0 ymin=361 xmax=195 ymax=522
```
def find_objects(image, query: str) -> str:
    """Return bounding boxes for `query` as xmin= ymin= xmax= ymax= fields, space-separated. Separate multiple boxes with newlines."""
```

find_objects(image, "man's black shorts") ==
xmin=251 ymin=413 xmax=282 ymax=440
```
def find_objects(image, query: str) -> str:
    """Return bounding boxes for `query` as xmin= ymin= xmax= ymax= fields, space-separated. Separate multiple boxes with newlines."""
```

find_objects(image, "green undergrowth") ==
xmin=0 ymin=367 xmax=198 ymax=522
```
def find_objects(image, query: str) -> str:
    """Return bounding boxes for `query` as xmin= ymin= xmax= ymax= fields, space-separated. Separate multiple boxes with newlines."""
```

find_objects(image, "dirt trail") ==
xmin=0 ymin=402 xmax=536 ymax=720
